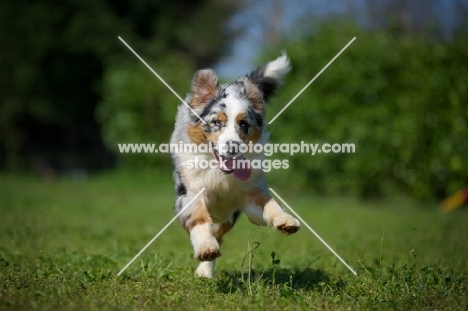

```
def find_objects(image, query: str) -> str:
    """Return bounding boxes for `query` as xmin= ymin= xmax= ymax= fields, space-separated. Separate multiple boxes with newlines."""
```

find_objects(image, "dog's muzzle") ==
xmin=211 ymin=142 xmax=252 ymax=181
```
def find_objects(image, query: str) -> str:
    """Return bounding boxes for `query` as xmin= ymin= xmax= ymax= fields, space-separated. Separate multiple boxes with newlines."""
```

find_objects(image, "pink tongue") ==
xmin=233 ymin=156 xmax=252 ymax=181
xmin=219 ymin=155 xmax=252 ymax=181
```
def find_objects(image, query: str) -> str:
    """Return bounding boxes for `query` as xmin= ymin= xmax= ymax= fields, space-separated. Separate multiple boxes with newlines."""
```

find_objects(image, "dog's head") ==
xmin=186 ymin=54 xmax=291 ymax=179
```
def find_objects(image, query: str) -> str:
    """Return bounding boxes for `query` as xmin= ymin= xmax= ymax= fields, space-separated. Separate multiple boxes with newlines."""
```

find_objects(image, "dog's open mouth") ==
xmin=211 ymin=143 xmax=252 ymax=181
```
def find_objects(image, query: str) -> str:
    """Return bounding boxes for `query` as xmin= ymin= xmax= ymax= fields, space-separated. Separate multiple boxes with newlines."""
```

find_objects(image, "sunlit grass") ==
xmin=0 ymin=172 xmax=467 ymax=310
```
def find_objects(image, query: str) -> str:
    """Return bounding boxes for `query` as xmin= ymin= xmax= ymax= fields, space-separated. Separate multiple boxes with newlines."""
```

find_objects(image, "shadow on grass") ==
xmin=216 ymin=267 xmax=334 ymax=293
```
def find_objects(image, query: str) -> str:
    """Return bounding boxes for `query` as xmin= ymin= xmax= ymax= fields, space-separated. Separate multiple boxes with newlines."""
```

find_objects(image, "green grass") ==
xmin=0 ymin=172 xmax=467 ymax=310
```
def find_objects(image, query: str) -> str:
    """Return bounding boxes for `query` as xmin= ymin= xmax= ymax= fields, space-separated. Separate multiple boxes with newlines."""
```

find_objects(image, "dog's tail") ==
xmin=246 ymin=53 xmax=291 ymax=102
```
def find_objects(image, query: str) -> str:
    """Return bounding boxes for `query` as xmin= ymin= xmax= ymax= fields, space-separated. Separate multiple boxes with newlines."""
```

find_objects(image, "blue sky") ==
xmin=214 ymin=0 xmax=460 ymax=79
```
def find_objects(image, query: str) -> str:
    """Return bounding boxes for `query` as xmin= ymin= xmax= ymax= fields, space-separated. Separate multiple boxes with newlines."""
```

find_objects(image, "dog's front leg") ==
xmin=190 ymin=222 xmax=220 ymax=261
xmin=243 ymin=188 xmax=300 ymax=235
xmin=183 ymin=200 xmax=220 ymax=278
xmin=191 ymin=221 xmax=219 ymax=278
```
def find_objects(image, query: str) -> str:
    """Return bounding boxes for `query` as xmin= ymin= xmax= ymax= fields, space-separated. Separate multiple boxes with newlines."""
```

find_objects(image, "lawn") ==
xmin=0 ymin=172 xmax=467 ymax=310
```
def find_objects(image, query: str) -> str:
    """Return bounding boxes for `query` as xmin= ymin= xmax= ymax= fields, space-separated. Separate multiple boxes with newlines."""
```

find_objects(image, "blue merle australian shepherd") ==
xmin=170 ymin=54 xmax=300 ymax=278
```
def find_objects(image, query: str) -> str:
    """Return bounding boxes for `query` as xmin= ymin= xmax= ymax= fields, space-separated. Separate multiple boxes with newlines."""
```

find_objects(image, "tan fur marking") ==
xmin=188 ymin=123 xmax=207 ymax=144
xmin=248 ymin=127 xmax=263 ymax=145
xmin=185 ymin=201 xmax=211 ymax=232
xmin=214 ymin=222 xmax=233 ymax=243
xmin=236 ymin=112 xmax=246 ymax=124
xmin=206 ymin=132 xmax=220 ymax=146
xmin=217 ymin=112 xmax=227 ymax=123
xmin=236 ymin=113 xmax=249 ymax=141
xmin=246 ymin=187 xmax=271 ymax=209
xmin=236 ymin=112 xmax=263 ymax=144
xmin=244 ymin=79 xmax=264 ymax=115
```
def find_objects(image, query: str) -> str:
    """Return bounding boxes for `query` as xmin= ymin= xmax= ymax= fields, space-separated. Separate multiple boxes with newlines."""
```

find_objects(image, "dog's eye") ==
xmin=239 ymin=120 xmax=249 ymax=128
xmin=213 ymin=120 xmax=221 ymax=126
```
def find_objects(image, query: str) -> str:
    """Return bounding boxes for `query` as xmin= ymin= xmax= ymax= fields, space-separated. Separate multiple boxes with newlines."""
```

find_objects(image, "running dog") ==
xmin=170 ymin=54 xmax=300 ymax=278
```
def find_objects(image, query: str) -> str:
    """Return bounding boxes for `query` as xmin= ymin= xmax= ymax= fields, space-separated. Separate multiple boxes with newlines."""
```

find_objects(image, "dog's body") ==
xmin=170 ymin=54 xmax=300 ymax=278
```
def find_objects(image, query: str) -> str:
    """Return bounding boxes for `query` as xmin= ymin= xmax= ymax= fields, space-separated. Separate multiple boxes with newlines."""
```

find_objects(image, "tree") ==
xmin=264 ymin=21 xmax=468 ymax=200
xmin=0 ymin=0 xmax=239 ymax=172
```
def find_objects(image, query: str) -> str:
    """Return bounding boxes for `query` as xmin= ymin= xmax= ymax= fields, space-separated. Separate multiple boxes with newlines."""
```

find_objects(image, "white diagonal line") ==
xmin=118 ymin=36 xmax=206 ymax=124
xmin=117 ymin=188 xmax=206 ymax=276
xmin=269 ymin=188 xmax=357 ymax=275
xmin=268 ymin=37 xmax=356 ymax=124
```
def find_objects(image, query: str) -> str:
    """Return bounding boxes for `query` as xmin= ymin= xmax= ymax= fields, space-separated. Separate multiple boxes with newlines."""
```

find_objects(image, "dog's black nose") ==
xmin=226 ymin=140 xmax=241 ymax=156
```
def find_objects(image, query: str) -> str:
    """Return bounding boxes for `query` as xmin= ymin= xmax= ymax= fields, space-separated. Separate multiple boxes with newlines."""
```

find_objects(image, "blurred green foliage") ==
xmin=5 ymin=0 xmax=464 ymax=201
xmin=97 ymin=53 xmax=193 ymax=167
xmin=100 ymin=20 xmax=468 ymax=200
xmin=266 ymin=21 xmax=468 ymax=200
xmin=96 ymin=0 xmax=238 ymax=168
xmin=0 ymin=0 xmax=238 ymax=169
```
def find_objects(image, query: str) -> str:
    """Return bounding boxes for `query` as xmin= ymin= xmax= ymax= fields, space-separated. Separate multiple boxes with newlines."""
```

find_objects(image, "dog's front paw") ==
xmin=272 ymin=214 xmax=300 ymax=235
xmin=194 ymin=239 xmax=221 ymax=261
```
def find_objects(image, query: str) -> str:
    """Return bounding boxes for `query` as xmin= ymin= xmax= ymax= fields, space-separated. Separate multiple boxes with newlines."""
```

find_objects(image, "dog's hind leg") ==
xmin=195 ymin=260 xmax=216 ymax=278
xmin=243 ymin=188 xmax=300 ymax=235
xmin=213 ymin=211 xmax=240 ymax=243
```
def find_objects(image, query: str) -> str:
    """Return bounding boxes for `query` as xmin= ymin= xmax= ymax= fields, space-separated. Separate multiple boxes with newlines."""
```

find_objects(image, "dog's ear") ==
xmin=246 ymin=68 xmax=277 ymax=103
xmin=190 ymin=69 xmax=219 ymax=108
xmin=246 ymin=53 xmax=291 ymax=102
xmin=241 ymin=77 xmax=265 ymax=116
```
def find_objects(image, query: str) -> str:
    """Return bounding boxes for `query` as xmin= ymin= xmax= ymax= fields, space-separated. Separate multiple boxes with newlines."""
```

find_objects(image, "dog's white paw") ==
xmin=272 ymin=214 xmax=300 ymax=235
xmin=195 ymin=261 xmax=215 ymax=278
xmin=190 ymin=223 xmax=221 ymax=261
xmin=193 ymin=239 xmax=221 ymax=261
